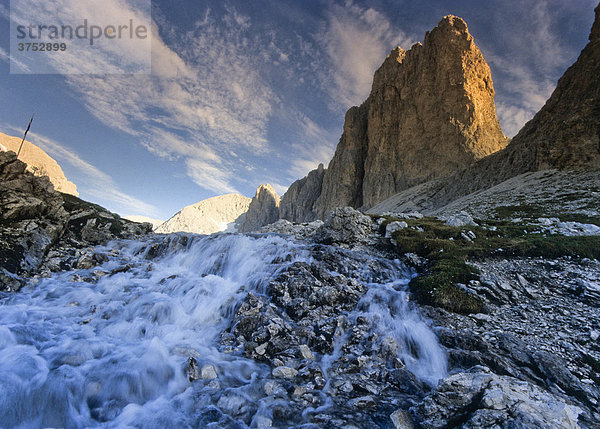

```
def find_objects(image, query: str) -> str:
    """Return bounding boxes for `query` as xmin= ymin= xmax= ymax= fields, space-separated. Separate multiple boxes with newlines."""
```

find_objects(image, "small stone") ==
xmin=201 ymin=364 xmax=218 ymax=380
xmin=471 ymin=313 xmax=490 ymax=322
xmin=347 ymin=396 xmax=376 ymax=409
xmin=272 ymin=366 xmax=298 ymax=379
xmin=390 ymin=409 xmax=414 ymax=429
xmin=340 ymin=381 xmax=353 ymax=393
xmin=186 ymin=357 xmax=200 ymax=381
xmin=254 ymin=416 xmax=273 ymax=428
xmin=590 ymin=330 xmax=600 ymax=341
xmin=385 ymin=221 xmax=408 ymax=238
xmin=442 ymin=211 xmax=477 ymax=227
xmin=92 ymin=270 xmax=108 ymax=278
xmin=255 ymin=343 xmax=268 ymax=356
xmin=293 ymin=386 xmax=307 ymax=397
xmin=263 ymin=380 xmax=282 ymax=396
xmin=299 ymin=344 xmax=314 ymax=360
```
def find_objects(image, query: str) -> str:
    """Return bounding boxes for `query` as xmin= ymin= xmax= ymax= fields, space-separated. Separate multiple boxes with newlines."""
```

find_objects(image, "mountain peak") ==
xmin=313 ymin=13 xmax=507 ymax=217
xmin=239 ymin=184 xmax=280 ymax=233
xmin=591 ymin=3 xmax=600 ymax=41
xmin=156 ymin=193 xmax=250 ymax=234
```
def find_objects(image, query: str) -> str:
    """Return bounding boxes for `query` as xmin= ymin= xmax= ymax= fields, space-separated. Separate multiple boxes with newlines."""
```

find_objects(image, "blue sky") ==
xmin=0 ymin=0 xmax=596 ymax=220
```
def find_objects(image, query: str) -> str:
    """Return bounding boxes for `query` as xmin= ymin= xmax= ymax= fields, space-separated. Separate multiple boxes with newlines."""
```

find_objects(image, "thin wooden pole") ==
xmin=16 ymin=114 xmax=34 ymax=159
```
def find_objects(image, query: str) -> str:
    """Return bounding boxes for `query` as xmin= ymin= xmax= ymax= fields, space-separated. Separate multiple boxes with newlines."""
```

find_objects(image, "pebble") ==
xmin=272 ymin=366 xmax=298 ymax=379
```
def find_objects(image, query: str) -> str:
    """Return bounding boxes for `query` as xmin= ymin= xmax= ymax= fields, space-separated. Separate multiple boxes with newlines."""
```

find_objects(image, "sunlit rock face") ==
xmin=156 ymin=193 xmax=251 ymax=234
xmin=312 ymin=15 xmax=507 ymax=218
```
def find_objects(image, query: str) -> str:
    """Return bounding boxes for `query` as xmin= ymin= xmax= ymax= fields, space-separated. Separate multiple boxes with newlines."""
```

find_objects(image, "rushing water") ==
xmin=0 ymin=233 xmax=446 ymax=428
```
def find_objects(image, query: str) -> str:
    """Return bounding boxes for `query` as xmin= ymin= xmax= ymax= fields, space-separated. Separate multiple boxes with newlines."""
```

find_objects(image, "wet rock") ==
xmin=201 ymin=364 xmax=218 ymax=380
xmin=253 ymin=415 xmax=273 ymax=428
xmin=272 ymin=366 xmax=298 ymax=379
xmin=390 ymin=409 xmax=414 ymax=429
xmin=299 ymin=344 xmax=314 ymax=360
xmin=413 ymin=367 xmax=582 ymax=429
xmin=316 ymin=207 xmax=373 ymax=245
xmin=347 ymin=395 xmax=376 ymax=409
xmin=186 ymin=357 xmax=201 ymax=381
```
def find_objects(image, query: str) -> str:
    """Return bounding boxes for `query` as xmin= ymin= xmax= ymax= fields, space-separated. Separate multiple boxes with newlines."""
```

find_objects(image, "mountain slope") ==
xmin=156 ymin=194 xmax=251 ymax=234
xmin=239 ymin=184 xmax=280 ymax=233
xmin=0 ymin=132 xmax=78 ymax=196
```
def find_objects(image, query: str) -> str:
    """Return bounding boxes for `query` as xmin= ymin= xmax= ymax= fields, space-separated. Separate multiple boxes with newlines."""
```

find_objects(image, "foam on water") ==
xmin=0 ymin=233 xmax=446 ymax=427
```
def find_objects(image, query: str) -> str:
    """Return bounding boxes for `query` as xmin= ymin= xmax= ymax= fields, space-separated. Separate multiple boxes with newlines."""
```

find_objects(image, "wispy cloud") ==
xmin=9 ymin=0 xmax=277 ymax=195
xmin=318 ymin=1 xmax=413 ymax=108
xmin=3 ymin=124 xmax=158 ymax=216
xmin=0 ymin=46 xmax=31 ymax=72
xmin=287 ymin=115 xmax=338 ymax=179
xmin=483 ymin=0 xmax=583 ymax=137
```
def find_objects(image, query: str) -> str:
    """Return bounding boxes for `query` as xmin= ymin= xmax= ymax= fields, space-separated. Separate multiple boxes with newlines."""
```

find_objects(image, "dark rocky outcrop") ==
xmin=0 ymin=151 xmax=68 ymax=289
xmin=0 ymin=151 xmax=151 ymax=291
xmin=239 ymin=184 xmax=280 ymax=233
xmin=279 ymin=163 xmax=325 ymax=223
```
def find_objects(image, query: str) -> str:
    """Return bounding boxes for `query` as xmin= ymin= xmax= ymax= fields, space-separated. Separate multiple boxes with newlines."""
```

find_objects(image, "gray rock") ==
xmin=316 ymin=207 xmax=372 ymax=245
xmin=390 ymin=410 xmax=414 ymax=429
xmin=240 ymin=184 xmax=280 ymax=232
xmin=414 ymin=367 xmax=582 ymax=429
xmin=347 ymin=396 xmax=376 ymax=409
xmin=272 ymin=366 xmax=298 ymax=379
xmin=201 ymin=364 xmax=218 ymax=380
xmin=279 ymin=164 xmax=325 ymax=223
xmin=440 ymin=211 xmax=478 ymax=227
xmin=299 ymin=344 xmax=314 ymax=360
xmin=385 ymin=221 xmax=408 ymax=238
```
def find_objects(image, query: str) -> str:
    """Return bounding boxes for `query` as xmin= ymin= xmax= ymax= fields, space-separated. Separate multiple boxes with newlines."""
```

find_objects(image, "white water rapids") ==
xmin=0 ymin=233 xmax=446 ymax=428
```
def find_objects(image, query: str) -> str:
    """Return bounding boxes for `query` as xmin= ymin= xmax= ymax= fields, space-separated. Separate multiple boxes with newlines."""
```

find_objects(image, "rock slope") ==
xmin=279 ymin=164 xmax=325 ymax=223
xmin=239 ymin=184 xmax=280 ymax=233
xmin=0 ymin=132 xmax=78 ymax=196
xmin=156 ymin=193 xmax=250 ymax=234
xmin=251 ymin=207 xmax=600 ymax=427
xmin=281 ymin=15 xmax=507 ymax=223
xmin=368 ymin=169 xmax=600 ymax=219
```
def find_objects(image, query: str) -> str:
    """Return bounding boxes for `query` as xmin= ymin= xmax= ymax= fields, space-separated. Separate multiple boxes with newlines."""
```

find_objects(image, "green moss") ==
xmin=494 ymin=204 xmax=544 ymax=220
xmin=386 ymin=215 xmax=600 ymax=314
xmin=410 ymin=259 xmax=483 ymax=314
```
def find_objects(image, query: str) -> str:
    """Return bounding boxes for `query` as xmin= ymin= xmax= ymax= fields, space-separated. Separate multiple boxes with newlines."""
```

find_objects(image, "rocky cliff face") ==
xmin=310 ymin=15 xmax=507 ymax=218
xmin=371 ymin=4 xmax=600 ymax=214
xmin=156 ymin=194 xmax=251 ymax=234
xmin=0 ymin=132 xmax=79 ymax=196
xmin=279 ymin=164 xmax=326 ymax=223
xmin=0 ymin=151 xmax=68 ymax=287
xmin=0 ymin=151 xmax=150 ymax=291
xmin=239 ymin=184 xmax=280 ymax=233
